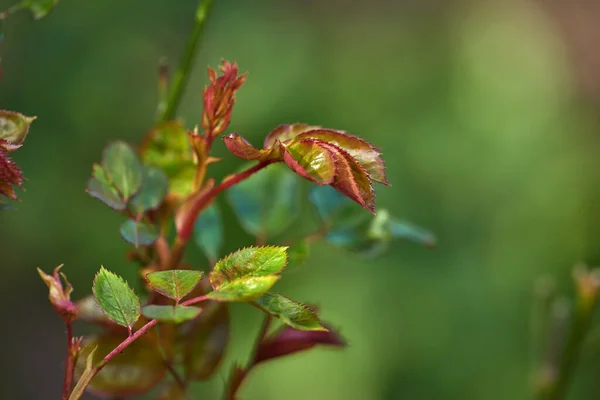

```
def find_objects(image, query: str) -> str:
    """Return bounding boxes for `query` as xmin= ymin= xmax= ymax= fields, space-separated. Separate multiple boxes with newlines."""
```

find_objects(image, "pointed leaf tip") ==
xmin=209 ymin=246 xmax=289 ymax=290
xmin=145 ymin=270 xmax=203 ymax=301
xmin=92 ymin=267 xmax=140 ymax=329
xmin=255 ymin=293 xmax=325 ymax=331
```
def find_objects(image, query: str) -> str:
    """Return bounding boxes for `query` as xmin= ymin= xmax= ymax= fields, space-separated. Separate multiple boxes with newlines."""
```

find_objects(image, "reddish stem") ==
xmin=62 ymin=323 xmax=75 ymax=400
xmin=90 ymin=294 xmax=210 ymax=379
xmin=164 ymin=160 xmax=275 ymax=272
xmin=178 ymin=160 xmax=275 ymax=242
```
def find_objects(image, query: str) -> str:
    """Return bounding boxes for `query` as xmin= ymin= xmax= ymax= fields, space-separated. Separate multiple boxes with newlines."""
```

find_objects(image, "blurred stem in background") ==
xmin=157 ymin=0 xmax=214 ymax=122
xmin=533 ymin=266 xmax=600 ymax=400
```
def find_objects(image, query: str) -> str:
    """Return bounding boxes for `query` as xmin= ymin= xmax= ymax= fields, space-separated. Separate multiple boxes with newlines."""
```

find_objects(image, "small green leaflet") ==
xmin=209 ymin=246 xmax=288 ymax=289
xmin=145 ymin=270 xmax=203 ymax=302
xmin=102 ymin=141 xmax=144 ymax=200
xmin=142 ymin=305 xmax=201 ymax=324
xmin=255 ymin=293 xmax=325 ymax=331
xmin=129 ymin=166 xmax=169 ymax=214
xmin=92 ymin=267 xmax=140 ymax=330
xmin=120 ymin=220 xmax=159 ymax=248
xmin=87 ymin=164 xmax=126 ymax=211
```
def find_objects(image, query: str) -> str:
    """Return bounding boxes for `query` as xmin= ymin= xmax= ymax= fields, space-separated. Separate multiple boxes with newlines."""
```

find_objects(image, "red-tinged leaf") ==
xmin=263 ymin=123 xmax=321 ymax=148
xmin=294 ymin=129 xmax=388 ymax=185
xmin=318 ymin=141 xmax=375 ymax=213
xmin=74 ymin=333 xmax=166 ymax=398
xmin=0 ymin=143 xmax=24 ymax=200
xmin=223 ymin=133 xmax=277 ymax=161
xmin=254 ymin=324 xmax=346 ymax=365
xmin=282 ymin=139 xmax=336 ymax=185
xmin=0 ymin=110 xmax=35 ymax=151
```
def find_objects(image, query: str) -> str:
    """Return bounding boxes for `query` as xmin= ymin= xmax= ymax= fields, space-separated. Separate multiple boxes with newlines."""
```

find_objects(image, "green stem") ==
xmin=536 ymin=290 xmax=598 ymax=399
xmin=158 ymin=0 xmax=215 ymax=122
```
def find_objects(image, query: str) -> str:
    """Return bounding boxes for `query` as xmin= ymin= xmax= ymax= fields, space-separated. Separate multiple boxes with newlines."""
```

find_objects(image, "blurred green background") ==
xmin=3 ymin=0 xmax=600 ymax=399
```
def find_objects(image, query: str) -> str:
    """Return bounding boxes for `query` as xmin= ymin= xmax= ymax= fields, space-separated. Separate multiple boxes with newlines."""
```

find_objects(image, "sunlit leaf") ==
xmin=255 ymin=293 xmax=325 ymax=331
xmin=0 ymin=110 xmax=35 ymax=150
xmin=129 ymin=166 xmax=169 ymax=214
xmin=293 ymin=129 xmax=388 ymax=185
xmin=102 ymin=141 xmax=144 ymax=201
xmin=209 ymin=246 xmax=288 ymax=289
xmin=86 ymin=164 xmax=126 ymax=211
xmin=145 ymin=270 xmax=203 ymax=302
xmin=254 ymin=324 xmax=346 ymax=365
xmin=119 ymin=219 xmax=159 ymax=248
xmin=142 ymin=305 xmax=201 ymax=324
xmin=282 ymin=139 xmax=335 ymax=185
xmin=92 ymin=266 xmax=140 ymax=330
xmin=74 ymin=334 xmax=166 ymax=397
xmin=227 ymin=163 xmax=301 ymax=237
xmin=181 ymin=291 xmax=230 ymax=380
xmin=139 ymin=121 xmax=196 ymax=198
xmin=207 ymin=276 xmax=280 ymax=302
xmin=318 ymin=141 xmax=375 ymax=213
xmin=194 ymin=203 xmax=223 ymax=263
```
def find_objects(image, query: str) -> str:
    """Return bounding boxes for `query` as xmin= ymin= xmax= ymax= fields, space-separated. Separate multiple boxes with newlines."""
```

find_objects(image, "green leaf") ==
xmin=102 ymin=141 xmax=144 ymax=201
xmin=282 ymin=139 xmax=336 ymax=185
xmin=194 ymin=203 xmax=223 ymax=263
xmin=209 ymin=246 xmax=288 ymax=289
xmin=74 ymin=334 xmax=166 ymax=398
xmin=182 ymin=300 xmax=230 ymax=380
xmin=255 ymin=293 xmax=325 ymax=331
xmin=142 ymin=305 xmax=201 ymax=324
xmin=227 ymin=163 xmax=301 ymax=237
xmin=129 ymin=166 xmax=169 ymax=214
xmin=19 ymin=0 xmax=60 ymax=19
xmin=120 ymin=219 xmax=159 ymax=248
xmin=145 ymin=270 xmax=203 ymax=301
xmin=207 ymin=276 xmax=280 ymax=302
xmin=139 ymin=121 xmax=196 ymax=199
xmin=86 ymin=164 xmax=126 ymax=211
xmin=0 ymin=110 xmax=35 ymax=151
xmin=92 ymin=266 xmax=140 ymax=330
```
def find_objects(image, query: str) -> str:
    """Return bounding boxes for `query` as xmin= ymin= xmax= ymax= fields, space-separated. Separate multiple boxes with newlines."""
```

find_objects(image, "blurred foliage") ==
xmin=3 ymin=0 xmax=600 ymax=399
